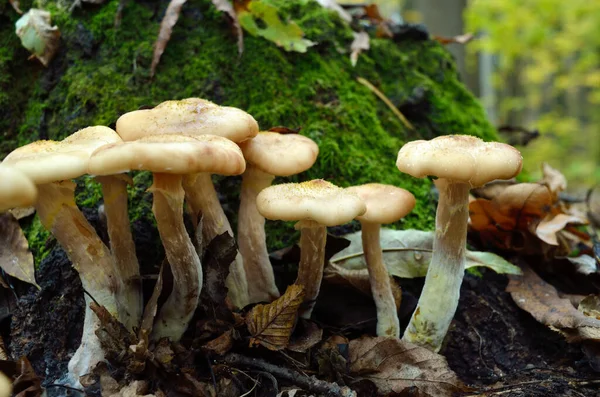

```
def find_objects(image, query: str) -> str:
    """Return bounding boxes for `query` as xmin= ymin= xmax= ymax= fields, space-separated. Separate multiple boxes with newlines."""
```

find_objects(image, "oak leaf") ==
xmin=246 ymin=284 xmax=304 ymax=350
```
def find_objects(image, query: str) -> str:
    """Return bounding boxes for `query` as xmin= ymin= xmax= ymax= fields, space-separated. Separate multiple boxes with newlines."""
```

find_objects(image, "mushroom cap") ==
xmin=0 ymin=165 xmax=38 ymax=212
xmin=346 ymin=183 xmax=415 ymax=224
xmin=88 ymin=134 xmax=246 ymax=176
xmin=116 ymin=98 xmax=259 ymax=143
xmin=256 ymin=179 xmax=366 ymax=227
xmin=396 ymin=135 xmax=523 ymax=187
xmin=239 ymin=132 xmax=319 ymax=176
xmin=2 ymin=126 xmax=121 ymax=184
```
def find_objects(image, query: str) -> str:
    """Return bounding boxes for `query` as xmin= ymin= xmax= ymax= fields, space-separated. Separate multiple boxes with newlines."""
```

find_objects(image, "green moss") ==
xmin=22 ymin=216 xmax=53 ymax=265
xmin=3 ymin=0 xmax=497 ymax=254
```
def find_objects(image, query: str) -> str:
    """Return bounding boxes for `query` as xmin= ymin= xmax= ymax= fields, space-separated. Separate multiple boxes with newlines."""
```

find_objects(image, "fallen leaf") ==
xmin=541 ymin=162 xmax=567 ymax=197
xmin=91 ymin=301 xmax=137 ymax=365
xmin=316 ymin=335 xmax=349 ymax=382
xmin=15 ymin=8 xmax=60 ymax=67
xmin=287 ymin=319 xmax=323 ymax=353
xmin=507 ymin=266 xmax=600 ymax=342
xmin=0 ymin=213 xmax=39 ymax=288
xmin=202 ymin=329 xmax=234 ymax=356
xmin=13 ymin=357 xmax=42 ymax=397
xmin=211 ymin=0 xmax=244 ymax=54
xmin=236 ymin=0 xmax=315 ymax=53
xmin=200 ymin=232 xmax=237 ymax=321
xmin=246 ymin=284 xmax=304 ymax=351
xmin=579 ymin=295 xmax=600 ymax=320
xmin=348 ymin=336 xmax=463 ymax=396
xmin=433 ymin=32 xmax=474 ymax=45
xmin=315 ymin=0 xmax=352 ymax=22
xmin=536 ymin=213 xmax=586 ymax=245
xmin=140 ymin=264 xmax=164 ymax=336
xmin=567 ymin=255 xmax=598 ymax=275
xmin=350 ymin=31 xmax=369 ymax=67
xmin=108 ymin=380 xmax=154 ymax=397
xmin=150 ymin=0 xmax=187 ymax=77
xmin=9 ymin=0 xmax=22 ymax=14
xmin=9 ymin=207 xmax=35 ymax=220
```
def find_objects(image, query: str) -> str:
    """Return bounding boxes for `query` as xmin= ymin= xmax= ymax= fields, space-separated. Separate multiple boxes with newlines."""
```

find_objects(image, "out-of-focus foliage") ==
xmin=465 ymin=0 xmax=600 ymax=187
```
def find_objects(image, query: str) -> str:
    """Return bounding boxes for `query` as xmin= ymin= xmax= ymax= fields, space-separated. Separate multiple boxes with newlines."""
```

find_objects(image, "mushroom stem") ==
xmin=96 ymin=175 xmax=141 ymax=330
xmin=402 ymin=179 xmax=469 ymax=351
xmin=295 ymin=220 xmax=327 ymax=319
xmin=238 ymin=166 xmax=279 ymax=303
xmin=360 ymin=221 xmax=400 ymax=338
xmin=182 ymin=172 xmax=249 ymax=309
xmin=151 ymin=173 xmax=202 ymax=341
xmin=34 ymin=182 xmax=122 ymax=380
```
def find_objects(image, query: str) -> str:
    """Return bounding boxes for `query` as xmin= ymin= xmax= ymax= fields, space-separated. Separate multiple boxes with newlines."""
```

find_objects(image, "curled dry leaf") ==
xmin=246 ymin=284 xmax=304 ymax=351
xmin=541 ymin=162 xmax=567 ymax=197
xmin=350 ymin=31 xmax=369 ymax=67
xmin=0 ymin=213 xmax=39 ymax=288
xmin=150 ymin=0 xmax=188 ymax=77
xmin=348 ymin=336 xmax=463 ymax=396
xmin=15 ymin=8 xmax=60 ymax=67
xmin=200 ymin=232 xmax=237 ymax=321
xmin=507 ymin=266 xmax=600 ymax=342
xmin=202 ymin=329 xmax=234 ymax=356
xmin=13 ymin=357 xmax=42 ymax=397
xmin=433 ymin=32 xmax=475 ymax=45
xmin=287 ymin=319 xmax=323 ymax=353
xmin=9 ymin=0 xmax=22 ymax=14
xmin=211 ymin=0 xmax=244 ymax=54
xmin=536 ymin=213 xmax=586 ymax=246
xmin=140 ymin=264 xmax=164 ymax=336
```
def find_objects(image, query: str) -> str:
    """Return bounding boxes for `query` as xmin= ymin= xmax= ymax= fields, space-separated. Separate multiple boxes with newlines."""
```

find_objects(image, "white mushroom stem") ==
xmin=360 ymin=221 xmax=400 ymax=338
xmin=150 ymin=173 xmax=203 ymax=341
xmin=182 ymin=172 xmax=249 ymax=309
xmin=238 ymin=166 xmax=280 ymax=303
xmin=402 ymin=179 xmax=470 ymax=351
xmin=34 ymin=182 xmax=122 ymax=381
xmin=96 ymin=175 xmax=141 ymax=330
xmin=295 ymin=220 xmax=327 ymax=319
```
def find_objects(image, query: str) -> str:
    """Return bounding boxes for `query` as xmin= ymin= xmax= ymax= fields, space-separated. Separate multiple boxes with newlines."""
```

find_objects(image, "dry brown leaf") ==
xmin=507 ymin=266 xmax=600 ymax=342
xmin=287 ymin=319 xmax=323 ymax=353
xmin=433 ymin=33 xmax=475 ymax=45
xmin=202 ymin=329 xmax=234 ymax=356
xmin=0 ymin=213 xmax=38 ymax=288
xmin=536 ymin=213 xmax=586 ymax=245
xmin=350 ymin=31 xmax=369 ymax=67
xmin=13 ymin=357 xmax=42 ymax=397
xmin=246 ymin=284 xmax=304 ymax=351
xmin=15 ymin=9 xmax=60 ymax=67
xmin=140 ymin=264 xmax=163 ymax=336
xmin=211 ymin=0 xmax=244 ymax=54
xmin=9 ymin=0 xmax=23 ymax=14
xmin=315 ymin=0 xmax=352 ymax=22
xmin=150 ymin=0 xmax=187 ymax=77
xmin=348 ymin=336 xmax=463 ymax=396
xmin=541 ymin=162 xmax=567 ymax=197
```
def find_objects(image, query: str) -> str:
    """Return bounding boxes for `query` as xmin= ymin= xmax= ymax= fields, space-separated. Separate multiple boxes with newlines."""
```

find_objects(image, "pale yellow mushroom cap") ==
xmin=239 ymin=132 xmax=319 ymax=176
xmin=396 ymin=135 xmax=523 ymax=187
xmin=116 ymin=98 xmax=259 ymax=143
xmin=0 ymin=165 xmax=37 ymax=212
xmin=346 ymin=183 xmax=415 ymax=224
xmin=2 ymin=126 xmax=121 ymax=184
xmin=256 ymin=179 xmax=366 ymax=227
xmin=88 ymin=134 xmax=246 ymax=176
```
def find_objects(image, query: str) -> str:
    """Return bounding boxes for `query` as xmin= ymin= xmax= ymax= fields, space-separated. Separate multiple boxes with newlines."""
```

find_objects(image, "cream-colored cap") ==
xmin=239 ymin=132 xmax=319 ymax=176
xmin=396 ymin=135 xmax=523 ymax=187
xmin=346 ymin=183 xmax=415 ymax=224
xmin=2 ymin=126 xmax=121 ymax=184
xmin=256 ymin=179 xmax=366 ymax=227
xmin=88 ymin=134 xmax=246 ymax=176
xmin=0 ymin=165 xmax=37 ymax=212
xmin=116 ymin=98 xmax=259 ymax=143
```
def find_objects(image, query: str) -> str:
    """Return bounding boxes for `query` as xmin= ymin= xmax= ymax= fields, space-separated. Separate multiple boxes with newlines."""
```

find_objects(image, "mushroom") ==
xmin=256 ymin=179 xmax=366 ymax=318
xmin=238 ymin=132 xmax=319 ymax=303
xmin=89 ymin=134 xmax=246 ymax=341
xmin=116 ymin=98 xmax=258 ymax=309
xmin=1 ymin=126 xmax=126 ymax=380
xmin=345 ymin=183 xmax=415 ymax=337
xmin=0 ymin=165 xmax=37 ymax=212
xmin=396 ymin=135 xmax=522 ymax=351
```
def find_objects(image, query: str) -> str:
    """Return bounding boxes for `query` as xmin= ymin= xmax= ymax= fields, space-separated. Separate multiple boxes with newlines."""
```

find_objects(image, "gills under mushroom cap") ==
xmin=116 ymin=98 xmax=259 ymax=143
xmin=0 ymin=166 xmax=37 ymax=212
xmin=396 ymin=135 xmax=523 ymax=187
xmin=256 ymin=179 xmax=366 ymax=226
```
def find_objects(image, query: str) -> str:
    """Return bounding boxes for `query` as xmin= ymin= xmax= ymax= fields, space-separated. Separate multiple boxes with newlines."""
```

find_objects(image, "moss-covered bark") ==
xmin=0 ymin=0 xmax=497 ymax=261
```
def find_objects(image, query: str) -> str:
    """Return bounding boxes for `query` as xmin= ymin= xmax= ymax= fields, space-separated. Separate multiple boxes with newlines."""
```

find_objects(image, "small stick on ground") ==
xmin=356 ymin=77 xmax=414 ymax=130
xmin=222 ymin=353 xmax=357 ymax=397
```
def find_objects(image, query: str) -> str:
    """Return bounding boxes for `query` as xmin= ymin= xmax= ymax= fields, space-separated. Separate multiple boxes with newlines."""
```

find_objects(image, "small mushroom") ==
xmin=89 ymin=134 xmax=246 ymax=341
xmin=257 ymin=179 xmax=366 ymax=318
xmin=116 ymin=98 xmax=258 ymax=309
xmin=238 ymin=132 xmax=319 ymax=303
xmin=0 ymin=165 xmax=37 ymax=212
xmin=346 ymin=183 xmax=415 ymax=337
xmin=396 ymin=135 xmax=522 ymax=351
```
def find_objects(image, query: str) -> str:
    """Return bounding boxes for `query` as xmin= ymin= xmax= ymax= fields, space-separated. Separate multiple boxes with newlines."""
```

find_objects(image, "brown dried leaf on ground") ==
xmin=288 ymin=319 xmax=323 ymax=353
xmin=200 ymin=232 xmax=237 ymax=321
xmin=150 ymin=0 xmax=187 ymax=77
xmin=433 ymin=33 xmax=474 ymax=45
xmin=90 ymin=302 xmax=137 ymax=365
xmin=0 ymin=213 xmax=39 ymax=288
xmin=202 ymin=329 xmax=234 ymax=356
xmin=540 ymin=162 xmax=567 ymax=197
xmin=211 ymin=0 xmax=244 ymax=54
xmin=246 ymin=284 xmax=304 ymax=351
xmin=507 ymin=266 xmax=600 ymax=342
xmin=140 ymin=264 xmax=164 ymax=336
xmin=350 ymin=31 xmax=369 ymax=67
xmin=536 ymin=213 xmax=585 ymax=245
xmin=13 ymin=357 xmax=42 ymax=397
xmin=348 ymin=336 xmax=463 ymax=396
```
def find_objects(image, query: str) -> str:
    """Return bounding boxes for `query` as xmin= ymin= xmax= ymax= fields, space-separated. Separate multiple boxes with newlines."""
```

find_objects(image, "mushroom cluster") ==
xmin=0 ymin=97 xmax=523 ymax=384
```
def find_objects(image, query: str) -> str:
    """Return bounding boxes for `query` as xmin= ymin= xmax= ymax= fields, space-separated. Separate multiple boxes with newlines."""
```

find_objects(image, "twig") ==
xmin=222 ymin=353 xmax=357 ymax=397
xmin=356 ymin=77 xmax=414 ymax=130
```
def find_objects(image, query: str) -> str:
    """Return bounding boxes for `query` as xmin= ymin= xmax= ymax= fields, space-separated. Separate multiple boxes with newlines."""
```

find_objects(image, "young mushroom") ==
xmin=0 ymin=165 xmax=37 ymax=212
xmin=89 ymin=134 xmax=246 ymax=341
xmin=256 ymin=179 xmax=366 ymax=318
xmin=396 ymin=135 xmax=522 ymax=351
xmin=238 ymin=132 xmax=319 ymax=303
xmin=346 ymin=183 xmax=415 ymax=338
xmin=116 ymin=98 xmax=258 ymax=309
